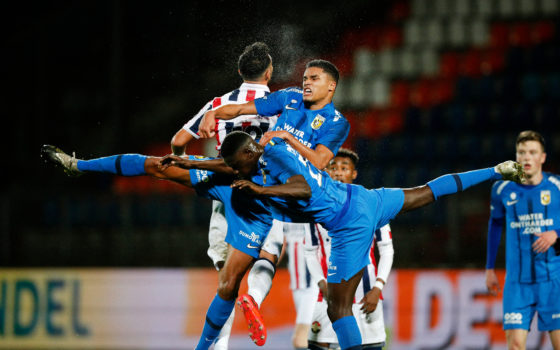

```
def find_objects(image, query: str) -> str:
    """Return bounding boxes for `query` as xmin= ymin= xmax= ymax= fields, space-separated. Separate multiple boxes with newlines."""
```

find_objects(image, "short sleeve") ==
xmin=183 ymin=100 xmax=214 ymax=138
xmin=318 ymin=116 xmax=350 ymax=154
xmin=264 ymin=145 xmax=305 ymax=184
xmin=254 ymin=90 xmax=287 ymax=117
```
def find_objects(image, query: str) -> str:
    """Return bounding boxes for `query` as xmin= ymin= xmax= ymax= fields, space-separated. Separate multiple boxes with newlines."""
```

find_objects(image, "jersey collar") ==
xmin=308 ymin=101 xmax=335 ymax=115
xmin=240 ymin=82 xmax=270 ymax=92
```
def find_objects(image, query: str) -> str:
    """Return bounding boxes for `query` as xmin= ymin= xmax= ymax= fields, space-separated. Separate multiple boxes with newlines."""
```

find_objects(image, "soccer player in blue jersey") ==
xmin=41 ymin=145 xmax=276 ymax=350
xmin=198 ymin=58 xmax=350 ymax=349
xmin=198 ymin=59 xmax=350 ymax=170
xmin=485 ymin=130 xmax=560 ymax=350
xmin=179 ymin=131 xmax=525 ymax=350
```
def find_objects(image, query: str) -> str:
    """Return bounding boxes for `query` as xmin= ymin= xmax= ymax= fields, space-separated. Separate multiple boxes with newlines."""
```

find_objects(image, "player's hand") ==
xmin=159 ymin=154 xmax=191 ymax=170
xmin=360 ymin=287 xmax=381 ymax=314
xmin=485 ymin=269 xmax=501 ymax=296
xmin=199 ymin=110 xmax=216 ymax=138
xmin=259 ymin=130 xmax=291 ymax=146
xmin=532 ymin=230 xmax=558 ymax=253
xmin=318 ymin=279 xmax=328 ymax=301
xmin=231 ymin=179 xmax=262 ymax=195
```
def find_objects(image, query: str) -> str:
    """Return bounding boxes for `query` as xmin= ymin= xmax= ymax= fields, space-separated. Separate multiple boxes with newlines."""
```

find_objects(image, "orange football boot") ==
xmin=237 ymin=294 xmax=267 ymax=346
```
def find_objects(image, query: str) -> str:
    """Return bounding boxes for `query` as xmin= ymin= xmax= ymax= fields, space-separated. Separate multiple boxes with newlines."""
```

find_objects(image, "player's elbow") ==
xmin=299 ymin=182 xmax=312 ymax=199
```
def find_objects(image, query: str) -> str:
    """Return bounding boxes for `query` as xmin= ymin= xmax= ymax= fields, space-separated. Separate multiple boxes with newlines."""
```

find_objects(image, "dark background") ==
xmin=4 ymin=1 xmax=559 ymax=268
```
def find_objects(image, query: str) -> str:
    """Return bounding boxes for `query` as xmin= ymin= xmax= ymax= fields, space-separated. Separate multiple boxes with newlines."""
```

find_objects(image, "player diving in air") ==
xmin=162 ymin=131 xmax=526 ymax=350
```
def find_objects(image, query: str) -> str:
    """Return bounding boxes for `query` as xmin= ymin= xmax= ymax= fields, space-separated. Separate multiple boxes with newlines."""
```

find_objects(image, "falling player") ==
xmin=196 ymin=131 xmax=526 ymax=350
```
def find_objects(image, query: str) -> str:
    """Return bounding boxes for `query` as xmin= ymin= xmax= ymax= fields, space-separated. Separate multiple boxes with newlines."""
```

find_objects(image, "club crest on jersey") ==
xmin=541 ymin=190 xmax=551 ymax=205
xmin=311 ymin=114 xmax=325 ymax=130
xmin=311 ymin=321 xmax=321 ymax=334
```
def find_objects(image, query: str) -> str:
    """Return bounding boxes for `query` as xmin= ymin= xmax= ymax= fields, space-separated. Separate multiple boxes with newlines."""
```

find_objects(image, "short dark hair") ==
xmin=306 ymin=59 xmax=339 ymax=84
xmin=238 ymin=42 xmax=272 ymax=81
xmin=516 ymin=130 xmax=545 ymax=151
xmin=335 ymin=148 xmax=359 ymax=167
xmin=221 ymin=131 xmax=253 ymax=162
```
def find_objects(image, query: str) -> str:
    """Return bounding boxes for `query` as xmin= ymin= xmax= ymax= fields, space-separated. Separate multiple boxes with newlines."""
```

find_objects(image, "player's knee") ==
xmin=326 ymin=299 xmax=352 ymax=322
xmin=217 ymin=272 xmax=243 ymax=300
xmin=506 ymin=335 xmax=525 ymax=350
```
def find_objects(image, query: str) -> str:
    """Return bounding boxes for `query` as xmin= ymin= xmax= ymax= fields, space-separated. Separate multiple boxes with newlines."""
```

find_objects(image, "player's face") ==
xmin=326 ymin=157 xmax=357 ymax=184
xmin=227 ymin=153 xmax=258 ymax=180
xmin=516 ymin=140 xmax=546 ymax=178
xmin=302 ymin=67 xmax=336 ymax=105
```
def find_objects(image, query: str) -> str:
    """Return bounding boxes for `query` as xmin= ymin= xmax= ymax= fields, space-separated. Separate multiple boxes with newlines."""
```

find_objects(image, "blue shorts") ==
xmin=326 ymin=186 xmax=404 ymax=283
xmin=224 ymin=218 xmax=272 ymax=259
xmin=503 ymin=277 xmax=560 ymax=331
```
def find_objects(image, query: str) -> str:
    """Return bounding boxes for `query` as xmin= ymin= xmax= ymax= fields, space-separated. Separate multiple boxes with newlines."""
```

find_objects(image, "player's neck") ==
xmin=304 ymin=98 xmax=332 ymax=111
xmin=525 ymin=171 xmax=544 ymax=185
xmin=243 ymin=79 xmax=268 ymax=86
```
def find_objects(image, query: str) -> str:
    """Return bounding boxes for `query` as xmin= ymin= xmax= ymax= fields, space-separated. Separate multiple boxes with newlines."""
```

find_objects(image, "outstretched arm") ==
xmin=259 ymin=130 xmax=334 ymax=170
xmin=159 ymin=155 xmax=235 ymax=175
xmin=231 ymin=175 xmax=311 ymax=199
xmin=198 ymin=101 xmax=257 ymax=138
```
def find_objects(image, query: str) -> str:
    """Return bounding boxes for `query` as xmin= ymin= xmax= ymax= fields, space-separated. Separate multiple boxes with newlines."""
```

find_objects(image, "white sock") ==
xmin=247 ymin=258 xmax=276 ymax=307
xmin=213 ymin=307 xmax=235 ymax=350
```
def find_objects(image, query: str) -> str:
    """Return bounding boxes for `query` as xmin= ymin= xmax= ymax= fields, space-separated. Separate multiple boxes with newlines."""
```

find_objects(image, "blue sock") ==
xmin=427 ymin=167 xmax=500 ymax=200
xmin=195 ymin=294 xmax=235 ymax=350
xmin=77 ymin=154 xmax=147 ymax=176
xmin=332 ymin=316 xmax=362 ymax=350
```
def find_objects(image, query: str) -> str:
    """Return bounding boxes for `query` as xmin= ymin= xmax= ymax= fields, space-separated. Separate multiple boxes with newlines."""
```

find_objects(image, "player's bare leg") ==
xmin=326 ymin=268 xmax=364 ymax=349
xmin=217 ymin=248 xmax=255 ymax=301
xmin=400 ymin=160 xmax=526 ymax=214
xmin=327 ymin=268 xmax=364 ymax=322
xmin=292 ymin=323 xmax=311 ymax=349
xmin=549 ymin=330 xmax=560 ymax=350
xmin=505 ymin=329 xmax=528 ymax=350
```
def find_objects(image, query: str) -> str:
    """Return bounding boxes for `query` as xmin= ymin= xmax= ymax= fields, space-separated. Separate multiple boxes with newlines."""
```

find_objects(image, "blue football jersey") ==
xmin=189 ymin=157 xmax=273 ymax=239
xmin=255 ymin=141 xmax=349 ymax=225
xmin=254 ymin=87 xmax=350 ymax=154
xmin=490 ymin=173 xmax=560 ymax=283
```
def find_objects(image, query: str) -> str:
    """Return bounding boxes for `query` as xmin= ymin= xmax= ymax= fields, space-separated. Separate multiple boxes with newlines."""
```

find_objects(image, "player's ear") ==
xmin=352 ymin=170 xmax=358 ymax=180
xmin=328 ymin=80 xmax=337 ymax=93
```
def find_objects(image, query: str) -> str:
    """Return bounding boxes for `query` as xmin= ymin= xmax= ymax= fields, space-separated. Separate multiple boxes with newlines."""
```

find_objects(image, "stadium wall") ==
xmin=0 ymin=268 xmax=553 ymax=349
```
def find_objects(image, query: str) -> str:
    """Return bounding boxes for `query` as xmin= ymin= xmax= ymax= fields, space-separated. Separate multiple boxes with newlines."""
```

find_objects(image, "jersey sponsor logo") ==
xmin=509 ymin=213 xmax=554 ymax=234
xmin=238 ymin=230 xmax=262 ymax=245
xmin=541 ymin=190 xmax=551 ymax=205
xmin=504 ymin=312 xmax=523 ymax=324
xmin=552 ymin=313 xmax=560 ymax=319
xmin=196 ymin=169 xmax=210 ymax=183
xmin=311 ymin=114 xmax=325 ymax=130
xmin=510 ymin=213 xmax=554 ymax=234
